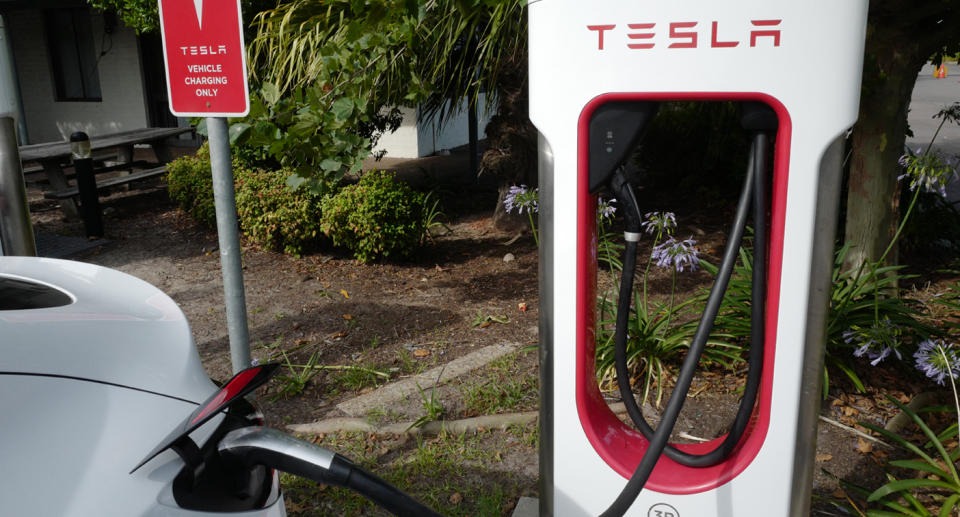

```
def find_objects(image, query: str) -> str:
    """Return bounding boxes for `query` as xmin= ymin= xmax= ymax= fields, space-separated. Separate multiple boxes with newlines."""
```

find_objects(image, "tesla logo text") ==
xmin=587 ymin=20 xmax=781 ymax=50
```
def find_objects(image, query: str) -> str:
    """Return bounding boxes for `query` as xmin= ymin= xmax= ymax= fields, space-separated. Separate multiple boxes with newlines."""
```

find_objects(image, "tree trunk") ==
xmin=843 ymin=27 xmax=926 ymax=271
xmin=482 ymin=50 xmax=539 ymax=232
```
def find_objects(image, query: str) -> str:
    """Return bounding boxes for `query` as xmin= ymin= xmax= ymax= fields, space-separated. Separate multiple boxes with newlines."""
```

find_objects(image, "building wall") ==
xmin=416 ymin=95 xmax=494 ymax=158
xmin=372 ymin=95 xmax=496 ymax=159
xmin=8 ymin=9 xmax=148 ymax=143
xmin=371 ymin=106 xmax=419 ymax=158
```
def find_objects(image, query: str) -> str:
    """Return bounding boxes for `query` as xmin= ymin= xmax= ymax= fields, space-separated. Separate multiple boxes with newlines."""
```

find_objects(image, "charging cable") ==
xmin=602 ymin=128 xmax=771 ymax=516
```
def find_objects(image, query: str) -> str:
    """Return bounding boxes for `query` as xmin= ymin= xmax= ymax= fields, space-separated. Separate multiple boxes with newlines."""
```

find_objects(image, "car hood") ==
xmin=0 ymin=257 xmax=215 ymax=402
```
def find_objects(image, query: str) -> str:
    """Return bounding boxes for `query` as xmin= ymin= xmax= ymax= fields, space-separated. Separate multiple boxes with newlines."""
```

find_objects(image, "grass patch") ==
xmin=282 ymin=430 xmax=533 ymax=516
xmin=458 ymin=351 xmax=538 ymax=416
xmin=335 ymin=361 xmax=389 ymax=391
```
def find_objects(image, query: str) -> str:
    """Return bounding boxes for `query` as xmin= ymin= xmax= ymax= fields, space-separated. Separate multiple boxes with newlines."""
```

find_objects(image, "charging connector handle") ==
xmin=218 ymin=427 xmax=443 ymax=517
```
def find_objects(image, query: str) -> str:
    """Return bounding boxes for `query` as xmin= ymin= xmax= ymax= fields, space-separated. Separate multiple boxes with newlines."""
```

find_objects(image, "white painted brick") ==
xmin=9 ymin=9 xmax=148 ymax=143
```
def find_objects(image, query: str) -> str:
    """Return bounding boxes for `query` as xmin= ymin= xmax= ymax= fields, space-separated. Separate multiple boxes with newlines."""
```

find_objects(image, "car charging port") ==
xmin=171 ymin=398 xmax=277 ymax=512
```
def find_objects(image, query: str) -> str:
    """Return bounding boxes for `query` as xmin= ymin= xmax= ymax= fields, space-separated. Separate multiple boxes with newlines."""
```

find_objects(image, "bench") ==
xmin=23 ymin=152 xmax=125 ymax=185
xmin=42 ymin=165 xmax=168 ymax=200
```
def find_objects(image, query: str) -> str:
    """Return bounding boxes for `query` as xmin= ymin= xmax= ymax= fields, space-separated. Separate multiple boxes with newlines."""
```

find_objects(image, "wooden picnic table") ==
xmin=19 ymin=127 xmax=194 ymax=217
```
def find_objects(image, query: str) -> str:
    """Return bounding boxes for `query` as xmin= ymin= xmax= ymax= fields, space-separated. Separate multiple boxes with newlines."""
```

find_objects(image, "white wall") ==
xmin=417 ymin=94 xmax=494 ymax=157
xmin=372 ymin=94 xmax=496 ymax=159
xmin=9 ymin=9 xmax=148 ymax=143
xmin=371 ymin=106 xmax=419 ymax=158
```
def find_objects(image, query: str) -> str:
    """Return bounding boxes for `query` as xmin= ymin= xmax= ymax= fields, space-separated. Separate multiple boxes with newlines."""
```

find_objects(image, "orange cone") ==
xmin=935 ymin=64 xmax=948 ymax=78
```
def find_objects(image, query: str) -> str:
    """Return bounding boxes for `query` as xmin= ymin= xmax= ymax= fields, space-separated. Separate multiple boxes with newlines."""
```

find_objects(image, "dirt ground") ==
xmin=22 ymin=149 xmax=952 ymax=515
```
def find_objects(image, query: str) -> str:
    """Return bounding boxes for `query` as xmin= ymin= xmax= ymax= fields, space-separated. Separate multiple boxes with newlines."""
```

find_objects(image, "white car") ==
xmin=0 ymin=256 xmax=440 ymax=517
xmin=0 ymin=256 xmax=286 ymax=516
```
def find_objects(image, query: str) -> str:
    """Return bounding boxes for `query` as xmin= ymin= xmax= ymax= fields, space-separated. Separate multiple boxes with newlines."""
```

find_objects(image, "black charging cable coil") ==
xmin=602 ymin=129 xmax=771 ymax=516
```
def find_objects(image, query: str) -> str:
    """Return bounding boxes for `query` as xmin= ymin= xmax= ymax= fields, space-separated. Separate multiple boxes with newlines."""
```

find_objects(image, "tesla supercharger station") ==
xmin=529 ymin=1 xmax=869 ymax=516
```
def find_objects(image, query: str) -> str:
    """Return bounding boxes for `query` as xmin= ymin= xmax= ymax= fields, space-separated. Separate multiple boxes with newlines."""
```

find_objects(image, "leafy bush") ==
xmin=594 ymin=211 xmax=742 ymax=406
xmin=825 ymin=340 xmax=960 ymax=516
xmin=825 ymin=246 xmax=936 ymax=394
xmin=231 ymin=85 xmax=402 ymax=197
xmin=167 ymin=144 xmax=325 ymax=256
xmin=234 ymin=167 xmax=325 ymax=256
xmin=166 ymin=144 xmax=216 ymax=226
xmin=320 ymin=171 xmax=426 ymax=262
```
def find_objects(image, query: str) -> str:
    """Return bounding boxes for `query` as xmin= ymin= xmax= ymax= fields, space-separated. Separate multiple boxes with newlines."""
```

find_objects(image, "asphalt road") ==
xmin=906 ymin=63 xmax=960 ymax=199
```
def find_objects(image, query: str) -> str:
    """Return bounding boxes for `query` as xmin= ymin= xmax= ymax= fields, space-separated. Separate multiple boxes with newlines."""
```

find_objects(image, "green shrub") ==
xmin=166 ymin=144 xmax=216 ymax=226
xmin=320 ymin=171 xmax=426 ymax=262
xmin=235 ymin=167 xmax=325 ymax=256
xmin=167 ymin=144 xmax=325 ymax=256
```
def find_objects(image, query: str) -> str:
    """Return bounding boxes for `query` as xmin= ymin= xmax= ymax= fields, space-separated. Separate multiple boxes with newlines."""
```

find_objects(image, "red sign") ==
xmin=157 ymin=0 xmax=249 ymax=117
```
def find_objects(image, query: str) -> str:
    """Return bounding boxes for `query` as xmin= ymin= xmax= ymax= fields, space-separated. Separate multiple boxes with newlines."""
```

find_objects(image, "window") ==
xmin=44 ymin=8 xmax=102 ymax=101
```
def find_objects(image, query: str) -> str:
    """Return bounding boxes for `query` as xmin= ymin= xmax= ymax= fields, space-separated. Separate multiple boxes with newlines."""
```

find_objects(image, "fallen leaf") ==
xmin=815 ymin=453 xmax=833 ymax=462
xmin=342 ymin=314 xmax=353 ymax=320
xmin=449 ymin=492 xmax=463 ymax=505
xmin=340 ymin=289 xmax=349 ymax=299
xmin=413 ymin=349 xmax=430 ymax=357
xmin=856 ymin=437 xmax=873 ymax=454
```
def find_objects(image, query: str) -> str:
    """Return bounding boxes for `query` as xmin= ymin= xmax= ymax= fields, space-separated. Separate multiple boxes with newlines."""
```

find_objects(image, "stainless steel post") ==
xmin=0 ymin=116 xmax=35 ymax=256
xmin=0 ymin=15 xmax=28 ymax=144
xmin=207 ymin=117 xmax=250 ymax=372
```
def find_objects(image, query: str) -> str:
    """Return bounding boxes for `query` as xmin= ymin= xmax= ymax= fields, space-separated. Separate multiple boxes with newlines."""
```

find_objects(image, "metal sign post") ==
xmin=158 ymin=0 xmax=251 ymax=372
xmin=0 ymin=116 xmax=36 ymax=256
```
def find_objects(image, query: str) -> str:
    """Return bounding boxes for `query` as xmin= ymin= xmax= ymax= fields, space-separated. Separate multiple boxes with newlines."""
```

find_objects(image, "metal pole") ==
xmin=70 ymin=132 xmax=103 ymax=238
xmin=0 ymin=116 xmax=35 ymax=256
xmin=0 ymin=15 xmax=28 ymax=144
xmin=207 ymin=117 xmax=250 ymax=372
xmin=468 ymin=98 xmax=479 ymax=178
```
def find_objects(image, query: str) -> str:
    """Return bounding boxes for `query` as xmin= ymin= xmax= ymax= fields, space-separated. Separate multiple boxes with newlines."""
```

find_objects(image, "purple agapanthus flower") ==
xmin=597 ymin=197 xmax=617 ymax=220
xmin=914 ymin=339 xmax=960 ymax=385
xmin=642 ymin=212 xmax=677 ymax=236
xmin=843 ymin=318 xmax=902 ymax=366
xmin=897 ymin=149 xmax=958 ymax=197
xmin=503 ymin=185 xmax=539 ymax=215
xmin=651 ymin=236 xmax=700 ymax=272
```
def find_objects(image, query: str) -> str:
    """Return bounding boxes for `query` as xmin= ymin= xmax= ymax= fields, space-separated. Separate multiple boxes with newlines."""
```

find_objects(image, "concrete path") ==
xmin=335 ymin=341 xmax=522 ymax=417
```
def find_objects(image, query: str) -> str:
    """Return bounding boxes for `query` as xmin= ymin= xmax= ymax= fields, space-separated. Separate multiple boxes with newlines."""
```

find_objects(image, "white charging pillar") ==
xmin=530 ymin=1 xmax=868 ymax=515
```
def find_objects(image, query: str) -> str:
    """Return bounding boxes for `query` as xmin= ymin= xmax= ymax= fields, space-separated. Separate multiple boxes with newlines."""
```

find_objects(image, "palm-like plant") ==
xmin=248 ymin=0 xmax=525 ymax=115
xmin=247 ymin=0 xmax=534 ymax=205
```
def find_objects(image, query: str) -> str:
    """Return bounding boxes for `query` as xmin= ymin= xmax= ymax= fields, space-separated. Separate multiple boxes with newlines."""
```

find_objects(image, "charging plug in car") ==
xmin=218 ymin=427 xmax=443 ymax=517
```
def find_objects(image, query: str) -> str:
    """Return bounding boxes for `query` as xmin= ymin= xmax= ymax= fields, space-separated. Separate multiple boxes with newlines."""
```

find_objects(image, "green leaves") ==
xmin=319 ymin=171 xmax=428 ymax=262
xmin=824 ymin=244 xmax=936 ymax=395
xmin=229 ymin=84 xmax=376 ymax=197
xmin=331 ymin=97 xmax=355 ymax=121
xmin=856 ymin=396 xmax=960 ymax=516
